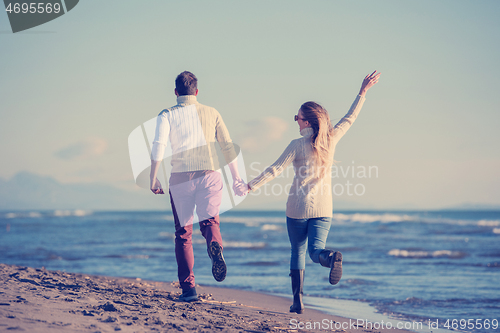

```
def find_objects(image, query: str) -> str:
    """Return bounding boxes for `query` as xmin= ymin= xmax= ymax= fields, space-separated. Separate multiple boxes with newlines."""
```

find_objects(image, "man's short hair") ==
xmin=175 ymin=71 xmax=198 ymax=96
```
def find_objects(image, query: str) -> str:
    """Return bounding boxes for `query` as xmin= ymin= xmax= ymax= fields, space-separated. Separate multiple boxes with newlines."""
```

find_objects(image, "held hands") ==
xmin=233 ymin=179 xmax=250 ymax=196
xmin=151 ymin=178 xmax=164 ymax=194
xmin=359 ymin=70 xmax=381 ymax=97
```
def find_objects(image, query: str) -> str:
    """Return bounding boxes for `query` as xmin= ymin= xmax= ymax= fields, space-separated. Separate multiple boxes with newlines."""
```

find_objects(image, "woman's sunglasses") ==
xmin=294 ymin=115 xmax=306 ymax=122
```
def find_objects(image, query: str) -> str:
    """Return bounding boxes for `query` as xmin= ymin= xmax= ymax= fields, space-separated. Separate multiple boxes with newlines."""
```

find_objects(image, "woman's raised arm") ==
xmin=359 ymin=70 xmax=381 ymax=97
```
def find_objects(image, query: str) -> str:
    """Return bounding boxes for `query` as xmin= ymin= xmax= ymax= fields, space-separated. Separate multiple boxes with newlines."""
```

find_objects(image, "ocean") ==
xmin=1 ymin=210 xmax=499 ymax=332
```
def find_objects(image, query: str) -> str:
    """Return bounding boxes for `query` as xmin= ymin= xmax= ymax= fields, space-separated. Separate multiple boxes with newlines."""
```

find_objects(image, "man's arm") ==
xmin=150 ymin=160 xmax=164 ymax=194
xmin=228 ymin=159 xmax=247 ymax=196
xmin=150 ymin=112 xmax=170 ymax=194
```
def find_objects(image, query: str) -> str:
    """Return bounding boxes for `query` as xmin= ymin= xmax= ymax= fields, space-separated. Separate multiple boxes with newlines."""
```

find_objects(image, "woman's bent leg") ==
xmin=307 ymin=217 xmax=331 ymax=263
xmin=306 ymin=217 xmax=342 ymax=285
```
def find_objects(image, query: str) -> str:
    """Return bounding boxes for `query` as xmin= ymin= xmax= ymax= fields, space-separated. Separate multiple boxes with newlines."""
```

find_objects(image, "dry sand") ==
xmin=0 ymin=263 xmax=411 ymax=333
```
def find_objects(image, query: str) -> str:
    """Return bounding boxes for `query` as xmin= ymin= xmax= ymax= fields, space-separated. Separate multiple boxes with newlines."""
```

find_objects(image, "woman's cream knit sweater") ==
xmin=248 ymin=94 xmax=366 ymax=218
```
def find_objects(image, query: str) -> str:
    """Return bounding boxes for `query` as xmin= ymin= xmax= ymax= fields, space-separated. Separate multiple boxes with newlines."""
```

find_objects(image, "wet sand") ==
xmin=0 ymin=263 xmax=412 ymax=332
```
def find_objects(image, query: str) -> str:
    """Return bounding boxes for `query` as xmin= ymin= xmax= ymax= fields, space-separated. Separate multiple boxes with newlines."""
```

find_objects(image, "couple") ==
xmin=150 ymin=70 xmax=380 ymax=313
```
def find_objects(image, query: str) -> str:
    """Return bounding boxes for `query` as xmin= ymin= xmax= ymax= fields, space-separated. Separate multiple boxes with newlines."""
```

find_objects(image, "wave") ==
xmin=332 ymin=213 xmax=500 ymax=229
xmin=493 ymin=228 xmax=500 ymax=234
xmin=478 ymin=220 xmax=500 ymax=227
xmin=261 ymin=224 xmax=284 ymax=231
xmin=3 ymin=210 xmax=92 ymax=219
xmin=52 ymin=210 xmax=91 ymax=217
xmin=223 ymin=241 xmax=267 ymax=249
xmin=391 ymin=296 xmax=426 ymax=306
xmin=222 ymin=217 xmax=285 ymax=225
xmin=3 ymin=212 xmax=43 ymax=218
xmin=388 ymin=296 xmax=500 ymax=307
xmin=333 ymin=213 xmax=414 ymax=223
xmin=103 ymin=254 xmax=150 ymax=259
xmin=388 ymin=249 xmax=466 ymax=259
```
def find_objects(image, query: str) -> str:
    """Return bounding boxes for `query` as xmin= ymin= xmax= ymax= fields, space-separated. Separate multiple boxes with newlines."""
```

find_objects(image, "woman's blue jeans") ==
xmin=286 ymin=216 xmax=332 ymax=270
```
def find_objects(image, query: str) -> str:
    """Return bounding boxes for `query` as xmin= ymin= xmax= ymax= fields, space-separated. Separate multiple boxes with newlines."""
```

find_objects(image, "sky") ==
xmin=1 ymin=0 xmax=499 ymax=210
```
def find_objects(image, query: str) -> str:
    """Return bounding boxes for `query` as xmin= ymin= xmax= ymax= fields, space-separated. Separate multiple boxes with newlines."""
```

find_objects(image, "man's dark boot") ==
xmin=289 ymin=269 xmax=304 ymax=314
xmin=319 ymin=250 xmax=343 ymax=285
xmin=178 ymin=287 xmax=198 ymax=302
xmin=209 ymin=241 xmax=226 ymax=282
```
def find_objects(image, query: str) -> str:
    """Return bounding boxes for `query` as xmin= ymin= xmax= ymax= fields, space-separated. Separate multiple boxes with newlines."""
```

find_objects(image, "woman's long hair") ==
xmin=300 ymin=101 xmax=334 ymax=178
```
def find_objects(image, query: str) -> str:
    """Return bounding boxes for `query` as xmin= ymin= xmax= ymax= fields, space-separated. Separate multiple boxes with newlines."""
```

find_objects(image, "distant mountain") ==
xmin=0 ymin=171 xmax=167 ymax=211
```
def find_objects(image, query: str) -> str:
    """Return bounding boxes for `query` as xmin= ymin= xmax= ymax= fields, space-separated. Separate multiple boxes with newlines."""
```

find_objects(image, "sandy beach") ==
xmin=0 ymin=263 xmax=415 ymax=333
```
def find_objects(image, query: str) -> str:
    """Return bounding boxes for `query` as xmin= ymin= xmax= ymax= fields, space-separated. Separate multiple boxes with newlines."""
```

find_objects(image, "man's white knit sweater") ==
xmin=150 ymin=95 xmax=237 ymax=172
xmin=248 ymin=95 xmax=366 ymax=219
